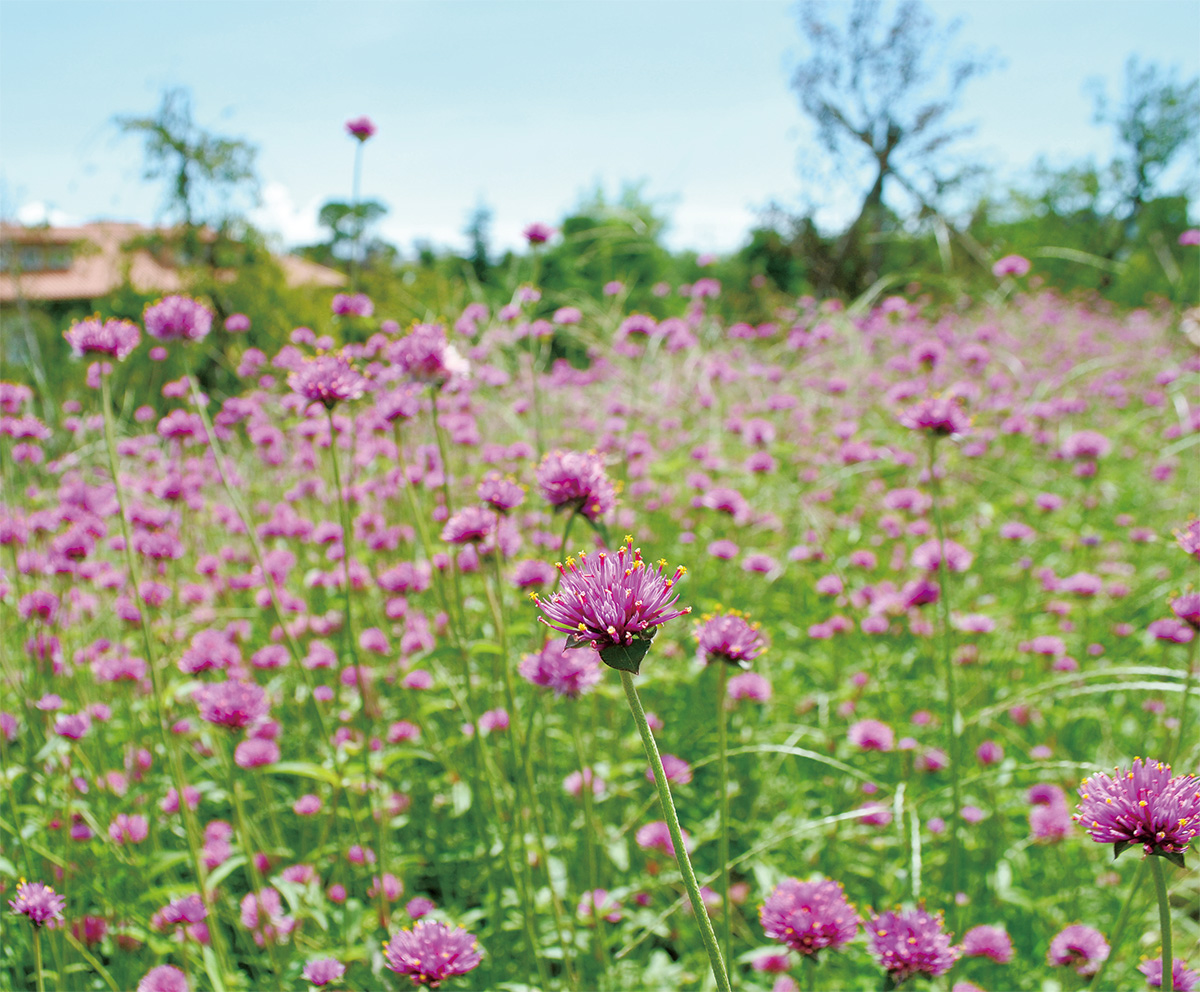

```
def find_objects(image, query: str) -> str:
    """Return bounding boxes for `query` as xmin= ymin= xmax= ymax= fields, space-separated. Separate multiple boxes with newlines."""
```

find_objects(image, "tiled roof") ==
xmin=0 ymin=221 xmax=346 ymax=303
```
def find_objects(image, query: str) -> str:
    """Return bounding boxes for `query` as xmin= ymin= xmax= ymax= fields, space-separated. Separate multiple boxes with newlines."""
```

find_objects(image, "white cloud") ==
xmin=249 ymin=181 xmax=324 ymax=247
xmin=16 ymin=201 xmax=80 ymax=227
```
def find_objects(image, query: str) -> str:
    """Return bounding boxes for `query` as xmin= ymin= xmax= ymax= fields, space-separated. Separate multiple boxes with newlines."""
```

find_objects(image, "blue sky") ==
xmin=1 ymin=0 xmax=1197 ymax=254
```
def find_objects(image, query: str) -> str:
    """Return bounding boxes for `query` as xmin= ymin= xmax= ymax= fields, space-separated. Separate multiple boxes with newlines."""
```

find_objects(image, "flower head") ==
xmin=137 ymin=965 xmax=190 ymax=992
xmin=1174 ymin=520 xmax=1200 ymax=560
xmin=523 ymin=222 xmax=554 ymax=245
xmin=302 ymin=958 xmax=346 ymax=987
xmin=532 ymin=537 xmax=691 ymax=673
xmin=518 ymin=640 xmax=602 ymax=698
xmin=760 ymin=877 xmax=860 ymax=957
xmin=898 ymin=395 xmax=970 ymax=437
xmin=288 ymin=353 xmax=366 ymax=408
xmin=477 ymin=473 xmax=525 ymax=512
xmin=9 ymin=880 xmax=66 ymax=928
xmin=992 ymin=254 xmax=1031 ymax=278
xmin=440 ymin=506 xmax=496 ymax=545
xmin=387 ymin=323 xmax=469 ymax=384
xmin=144 ymin=295 xmax=214 ymax=342
xmin=1075 ymin=757 xmax=1200 ymax=865
xmin=961 ymin=924 xmax=1013 ymax=963
xmin=536 ymin=449 xmax=617 ymax=522
xmin=848 ymin=719 xmax=894 ymax=752
xmin=345 ymin=116 xmax=376 ymax=141
xmin=1047 ymin=924 xmax=1109 ymax=976
xmin=868 ymin=907 xmax=959 ymax=982
xmin=331 ymin=293 xmax=374 ymax=317
xmin=64 ymin=315 xmax=141 ymax=360
xmin=383 ymin=920 xmax=482 ymax=988
xmin=1140 ymin=957 xmax=1200 ymax=991
xmin=194 ymin=680 xmax=269 ymax=730
xmin=695 ymin=610 xmax=767 ymax=668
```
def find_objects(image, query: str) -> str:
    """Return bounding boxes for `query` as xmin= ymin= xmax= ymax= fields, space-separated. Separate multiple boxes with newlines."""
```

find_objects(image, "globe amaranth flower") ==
xmin=910 ymin=539 xmax=974 ymax=573
xmin=960 ymin=924 xmax=1013 ymax=964
xmin=345 ymin=116 xmax=376 ymax=141
xmin=1047 ymin=924 xmax=1109 ymax=976
xmin=536 ymin=449 xmax=617 ymax=522
xmin=523 ymin=222 xmax=554 ymax=244
xmin=868 ymin=907 xmax=960 ymax=982
xmin=477 ymin=472 xmax=525 ymax=512
xmin=518 ymin=640 xmax=602 ymax=698
xmin=331 ymin=292 xmax=374 ymax=317
xmin=898 ymin=394 xmax=970 ymax=436
xmin=288 ymin=353 xmax=367 ymax=409
xmin=695 ymin=610 xmax=767 ymax=668
xmin=302 ymin=957 xmax=346 ymax=987
xmin=144 ymin=295 xmax=214 ymax=342
xmin=992 ymin=254 xmax=1031 ymax=278
xmin=1170 ymin=592 xmax=1200 ymax=631
xmin=383 ymin=920 xmax=482 ymax=988
xmin=1140 ymin=958 xmax=1200 ymax=991
xmin=1174 ymin=520 xmax=1200 ymax=560
xmin=760 ymin=877 xmax=861 ymax=957
xmin=194 ymin=680 xmax=269 ymax=730
xmin=64 ymin=315 xmax=141 ymax=360
xmin=9 ymin=879 xmax=66 ymax=928
xmin=440 ymin=505 xmax=496 ymax=546
xmin=387 ymin=323 xmax=470 ymax=384
xmin=532 ymin=536 xmax=691 ymax=674
xmin=1075 ymin=757 xmax=1200 ymax=866
xmin=137 ymin=965 xmax=190 ymax=992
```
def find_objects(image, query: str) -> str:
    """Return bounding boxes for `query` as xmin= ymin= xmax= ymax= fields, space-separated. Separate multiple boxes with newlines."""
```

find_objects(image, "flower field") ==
xmin=2 ymin=275 xmax=1198 ymax=992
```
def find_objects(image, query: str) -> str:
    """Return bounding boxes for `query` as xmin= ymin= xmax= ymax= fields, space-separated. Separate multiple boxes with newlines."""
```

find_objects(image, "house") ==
xmin=0 ymin=221 xmax=346 ymax=305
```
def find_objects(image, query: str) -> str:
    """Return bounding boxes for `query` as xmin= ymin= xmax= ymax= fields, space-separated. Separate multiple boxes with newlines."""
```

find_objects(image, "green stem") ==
xmin=1151 ymin=856 xmax=1173 ymax=992
xmin=571 ymin=718 xmax=612 ymax=984
xmin=620 ymin=670 xmax=731 ymax=992
xmin=1089 ymin=859 xmax=1145 ymax=991
xmin=32 ymin=927 xmax=44 ymax=992
xmin=716 ymin=663 xmax=733 ymax=987
xmin=927 ymin=436 xmax=962 ymax=924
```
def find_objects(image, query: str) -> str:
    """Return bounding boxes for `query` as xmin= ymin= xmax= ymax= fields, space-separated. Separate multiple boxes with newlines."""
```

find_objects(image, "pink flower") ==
xmin=137 ymin=965 xmax=190 ymax=992
xmin=1179 ymin=229 xmax=1200 ymax=246
xmin=518 ymin=640 xmax=602 ymax=698
xmin=64 ymin=316 xmax=141 ymax=360
xmin=868 ymin=907 xmax=960 ymax=981
xmin=696 ymin=611 xmax=767 ymax=668
xmin=523 ymin=222 xmax=554 ymax=244
xmin=848 ymin=719 xmax=894 ymax=752
xmin=1047 ymin=924 xmax=1109 ymax=976
xmin=345 ymin=116 xmax=376 ymax=141
xmin=761 ymin=877 xmax=860 ymax=957
xmin=536 ymin=449 xmax=617 ymax=522
xmin=288 ymin=353 xmax=366 ymax=408
xmin=302 ymin=958 xmax=346 ymax=987
xmin=8 ymin=880 xmax=66 ymax=928
xmin=961 ymin=924 xmax=1013 ymax=963
xmin=383 ymin=920 xmax=483 ymax=987
xmin=992 ymin=254 xmax=1031 ymax=277
xmin=144 ymin=295 xmax=213 ymax=342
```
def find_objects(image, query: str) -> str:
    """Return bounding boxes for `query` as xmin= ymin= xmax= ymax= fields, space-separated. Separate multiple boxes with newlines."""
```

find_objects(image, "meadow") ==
xmin=1 ymin=265 xmax=1198 ymax=992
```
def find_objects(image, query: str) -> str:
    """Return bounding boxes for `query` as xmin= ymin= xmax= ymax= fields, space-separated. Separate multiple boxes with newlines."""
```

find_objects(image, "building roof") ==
xmin=0 ymin=221 xmax=346 ymax=303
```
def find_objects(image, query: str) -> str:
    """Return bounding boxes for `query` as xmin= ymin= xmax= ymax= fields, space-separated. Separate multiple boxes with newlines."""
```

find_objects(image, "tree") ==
xmin=1092 ymin=57 xmax=1199 ymax=258
xmin=465 ymin=203 xmax=493 ymax=284
xmin=116 ymin=88 xmax=259 ymax=233
xmin=790 ymin=0 xmax=992 ymax=293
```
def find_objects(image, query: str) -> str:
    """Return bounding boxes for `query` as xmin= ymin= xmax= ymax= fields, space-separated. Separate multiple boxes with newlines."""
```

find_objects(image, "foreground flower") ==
xmin=1047 ymin=924 xmax=1109 ymax=976
xmin=383 ymin=920 xmax=482 ymax=988
xmin=345 ymin=116 xmax=376 ymax=141
xmin=533 ymin=536 xmax=691 ymax=673
xmin=1140 ymin=957 xmax=1199 ymax=991
xmin=536 ymin=449 xmax=617 ymax=522
xmin=760 ymin=877 xmax=860 ymax=957
xmin=64 ymin=315 xmax=141 ymax=360
xmin=144 ymin=295 xmax=214 ymax=342
xmin=137 ymin=965 xmax=189 ymax=992
xmin=523 ymin=222 xmax=554 ymax=244
xmin=1075 ymin=758 xmax=1200 ymax=865
xmin=8 ymin=879 xmax=65 ymax=928
xmin=868 ymin=907 xmax=959 ymax=982
xmin=696 ymin=610 xmax=767 ymax=668
xmin=288 ymin=353 xmax=367 ymax=408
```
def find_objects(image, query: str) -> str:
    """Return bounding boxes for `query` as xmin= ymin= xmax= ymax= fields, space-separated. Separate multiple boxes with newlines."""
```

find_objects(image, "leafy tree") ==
xmin=115 ymin=88 xmax=259 ymax=234
xmin=465 ymin=204 xmax=493 ymax=284
xmin=790 ymin=0 xmax=992 ymax=294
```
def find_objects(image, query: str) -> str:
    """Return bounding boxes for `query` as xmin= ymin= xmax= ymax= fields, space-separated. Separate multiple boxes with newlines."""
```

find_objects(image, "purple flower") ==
xmin=578 ymin=889 xmax=622 ymax=924
xmin=649 ymin=753 xmax=693 ymax=785
xmin=536 ymin=449 xmax=617 ymax=522
xmin=1075 ymin=758 xmax=1200 ymax=863
xmin=440 ymin=506 xmax=496 ymax=545
xmin=194 ymin=680 xmax=269 ymax=730
xmin=8 ymin=880 xmax=66 ymax=928
xmin=760 ymin=877 xmax=860 ymax=957
xmin=518 ymin=640 xmax=602 ymax=698
xmin=383 ymin=920 xmax=483 ymax=988
xmin=109 ymin=813 xmax=149 ymax=844
xmin=1180 ymin=229 xmax=1200 ymax=246
xmin=234 ymin=738 xmax=280 ymax=768
xmin=1174 ymin=520 xmax=1200 ymax=560
xmin=144 ymin=295 xmax=214 ymax=342
xmin=961 ymin=924 xmax=1013 ymax=963
xmin=911 ymin=539 xmax=974 ymax=573
xmin=1061 ymin=430 xmax=1112 ymax=460
xmin=331 ymin=292 xmax=374 ymax=317
xmin=387 ymin=323 xmax=470 ymax=384
xmin=1171 ymin=592 xmax=1200 ymax=630
xmin=992 ymin=254 xmax=1031 ymax=277
xmin=523 ymin=222 xmax=554 ymax=244
xmin=898 ymin=395 xmax=970 ymax=436
xmin=223 ymin=313 xmax=250 ymax=332
xmin=1140 ymin=958 xmax=1200 ymax=991
xmin=64 ymin=316 xmax=141 ymax=360
xmin=727 ymin=671 xmax=772 ymax=703
xmin=636 ymin=820 xmax=692 ymax=856
xmin=161 ymin=894 xmax=207 ymax=926
xmin=868 ymin=907 xmax=960 ymax=982
xmin=695 ymin=611 xmax=767 ymax=668
xmin=477 ymin=473 xmax=525 ymax=512
xmin=533 ymin=537 xmax=691 ymax=674
xmin=137 ymin=965 xmax=190 ymax=992
xmin=346 ymin=116 xmax=376 ymax=141
xmin=302 ymin=957 xmax=346 ymax=987
xmin=848 ymin=719 xmax=894 ymax=752
xmin=288 ymin=353 xmax=366 ymax=408
xmin=1047 ymin=924 xmax=1109 ymax=976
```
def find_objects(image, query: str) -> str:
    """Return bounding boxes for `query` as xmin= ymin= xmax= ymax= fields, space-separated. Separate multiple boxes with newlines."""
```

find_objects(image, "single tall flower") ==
xmin=8 ymin=880 xmax=65 ymax=928
xmin=288 ymin=353 xmax=367 ymax=409
xmin=695 ymin=610 xmax=767 ymax=668
xmin=345 ymin=116 xmax=376 ymax=141
xmin=533 ymin=536 xmax=691 ymax=673
xmin=143 ymin=295 xmax=214 ymax=342
xmin=383 ymin=920 xmax=482 ymax=988
xmin=868 ymin=907 xmax=960 ymax=983
xmin=760 ymin=877 xmax=860 ymax=957
xmin=1075 ymin=758 xmax=1200 ymax=866
xmin=64 ymin=315 xmax=141 ymax=360
xmin=536 ymin=449 xmax=617 ymax=522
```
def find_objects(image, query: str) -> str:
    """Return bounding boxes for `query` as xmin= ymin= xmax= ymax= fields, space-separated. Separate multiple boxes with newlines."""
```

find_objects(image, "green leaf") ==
xmin=1113 ymin=841 xmax=1134 ymax=859
xmin=599 ymin=639 xmax=651 ymax=674
xmin=268 ymin=761 xmax=339 ymax=786
xmin=1154 ymin=848 xmax=1187 ymax=870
